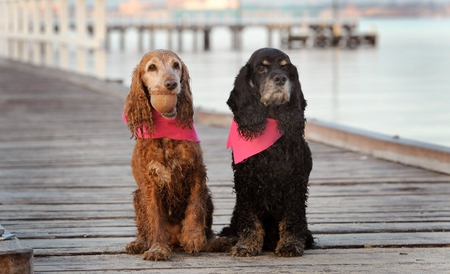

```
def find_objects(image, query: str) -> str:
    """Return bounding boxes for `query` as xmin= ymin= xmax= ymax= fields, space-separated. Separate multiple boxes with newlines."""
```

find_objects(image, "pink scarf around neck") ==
xmin=226 ymin=118 xmax=282 ymax=164
xmin=122 ymin=108 xmax=200 ymax=142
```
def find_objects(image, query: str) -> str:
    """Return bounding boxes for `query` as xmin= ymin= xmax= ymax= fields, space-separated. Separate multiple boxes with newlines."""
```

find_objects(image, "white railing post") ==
xmin=22 ymin=0 xmax=31 ymax=63
xmin=0 ymin=1 xmax=6 ymax=58
xmin=93 ymin=0 xmax=106 ymax=79
xmin=59 ymin=0 xmax=69 ymax=70
xmin=76 ymin=0 xmax=87 ymax=74
xmin=31 ymin=0 xmax=40 ymax=65
xmin=11 ymin=0 xmax=19 ymax=60
xmin=0 ymin=0 xmax=106 ymax=80
xmin=44 ymin=0 xmax=54 ymax=67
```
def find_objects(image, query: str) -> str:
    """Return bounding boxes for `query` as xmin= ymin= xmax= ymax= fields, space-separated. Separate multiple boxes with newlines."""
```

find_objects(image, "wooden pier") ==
xmin=103 ymin=19 xmax=376 ymax=52
xmin=1 ymin=60 xmax=449 ymax=273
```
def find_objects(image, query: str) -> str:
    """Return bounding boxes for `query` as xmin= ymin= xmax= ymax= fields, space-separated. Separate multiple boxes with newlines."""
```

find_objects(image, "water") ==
xmin=105 ymin=18 xmax=450 ymax=148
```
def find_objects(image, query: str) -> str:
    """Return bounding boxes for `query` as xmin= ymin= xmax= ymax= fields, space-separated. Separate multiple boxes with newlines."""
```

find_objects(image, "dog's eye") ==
xmin=258 ymin=65 xmax=267 ymax=73
xmin=148 ymin=64 xmax=157 ymax=71
xmin=173 ymin=62 xmax=180 ymax=69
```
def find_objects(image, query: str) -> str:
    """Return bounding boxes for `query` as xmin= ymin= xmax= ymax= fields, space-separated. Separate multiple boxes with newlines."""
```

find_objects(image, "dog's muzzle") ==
xmin=260 ymin=73 xmax=291 ymax=106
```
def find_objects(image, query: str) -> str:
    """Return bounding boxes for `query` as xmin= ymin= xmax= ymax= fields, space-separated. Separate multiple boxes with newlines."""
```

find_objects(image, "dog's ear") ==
xmin=289 ymin=64 xmax=307 ymax=113
xmin=176 ymin=60 xmax=194 ymax=129
xmin=227 ymin=64 xmax=268 ymax=140
xmin=124 ymin=64 xmax=155 ymax=138
xmin=275 ymin=64 xmax=307 ymax=138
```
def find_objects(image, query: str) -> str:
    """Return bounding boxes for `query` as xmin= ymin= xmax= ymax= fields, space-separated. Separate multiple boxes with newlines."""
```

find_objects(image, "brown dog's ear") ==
xmin=175 ymin=60 xmax=194 ymax=129
xmin=124 ymin=64 xmax=154 ymax=138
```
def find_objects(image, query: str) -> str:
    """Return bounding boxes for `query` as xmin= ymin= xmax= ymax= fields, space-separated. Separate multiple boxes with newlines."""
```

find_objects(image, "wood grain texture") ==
xmin=0 ymin=235 xmax=33 ymax=274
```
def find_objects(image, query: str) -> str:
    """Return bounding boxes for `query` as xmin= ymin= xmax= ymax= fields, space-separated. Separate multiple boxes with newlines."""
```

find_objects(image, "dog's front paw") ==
xmin=125 ymin=240 xmax=147 ymax=255
xmin=180 ymin=230 xmax=207 ymax=253
xmin=231 ymin=242 xmax=262 ymax=257
xmin=142 ymin=243 xmax=171 ymax=261
xmin=275 ymin=241 xmax=305 ymax=257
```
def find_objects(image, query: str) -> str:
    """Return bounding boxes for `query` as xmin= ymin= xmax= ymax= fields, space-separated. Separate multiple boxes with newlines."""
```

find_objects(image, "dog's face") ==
xmin=247 ymin=48 xmax=293 ymax=106
xmin=139 ymin=51 xmax=183 ymax=97
xmin=227 ymin=48 xmax=307 ymax=140
xmin=138 ymin=51 xmax=183 ymax=118
xmin=125 ymin=50 xmax=194 ymax=137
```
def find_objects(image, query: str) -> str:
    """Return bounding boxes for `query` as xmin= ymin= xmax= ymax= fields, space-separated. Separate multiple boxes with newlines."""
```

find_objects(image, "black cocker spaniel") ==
xmin=219 ymin=48 xmax=314 ymax=257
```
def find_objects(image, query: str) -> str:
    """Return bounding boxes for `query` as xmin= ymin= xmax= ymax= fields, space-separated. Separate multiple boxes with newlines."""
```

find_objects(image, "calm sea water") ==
xmin=105 ymin=18 xmax=450 ymax=148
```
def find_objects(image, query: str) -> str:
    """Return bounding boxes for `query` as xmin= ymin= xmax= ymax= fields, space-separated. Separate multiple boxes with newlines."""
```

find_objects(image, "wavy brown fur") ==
xmin=124 ymin=50 xmax=194 ymax=138
xmin=124 ymin=50 xmax=213 ymax=261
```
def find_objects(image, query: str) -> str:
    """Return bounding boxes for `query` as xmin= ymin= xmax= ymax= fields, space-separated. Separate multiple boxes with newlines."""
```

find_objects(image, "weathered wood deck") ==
xmin=1 ymin=62 xmax=450 ymax=273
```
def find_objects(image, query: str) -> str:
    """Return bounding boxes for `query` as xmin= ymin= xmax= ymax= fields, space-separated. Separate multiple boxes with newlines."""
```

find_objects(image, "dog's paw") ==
xmin=125 ymin=240 xmax=147 ymax=255
xmin=275 ymin=241 xmax=305 ymax=257
xmin=203 ymin=236 xmax=237 ymax=252
xmin=142 ymin=243 xmax=171 ymax=261
xmin=181 ymin=232 xmax=207 ymax=253
xmin=231 ymin=243 xmax=262 ymax=257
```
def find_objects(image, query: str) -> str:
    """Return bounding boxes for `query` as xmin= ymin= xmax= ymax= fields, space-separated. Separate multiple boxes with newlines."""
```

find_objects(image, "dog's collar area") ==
xmin=226 ymin=118 xmax=282 ymax=164
xmin=122 ymin=108 xmax=200 ymax=142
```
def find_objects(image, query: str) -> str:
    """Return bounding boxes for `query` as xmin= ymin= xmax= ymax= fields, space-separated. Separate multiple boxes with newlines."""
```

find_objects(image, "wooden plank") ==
xmin=306 ymin=119 xmax=450 ymax=174
xmin=0 ymin=232 xmax=33 ymax=274
xmin=4 ymin=222 xmax=450 ymax=241
xmin=31 ymin=248 xmax=450 ymax=273
xmin=2 ymin=208 xmax=450 ymax=224
xmin=19 ymin=232 xmax=450 ymax=257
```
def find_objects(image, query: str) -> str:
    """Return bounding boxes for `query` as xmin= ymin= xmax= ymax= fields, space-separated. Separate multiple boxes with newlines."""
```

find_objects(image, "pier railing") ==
xmin=0 ymin=2 xmax=374 ymax=80
xmin=0 ymin=0 xmax=106 ymax=79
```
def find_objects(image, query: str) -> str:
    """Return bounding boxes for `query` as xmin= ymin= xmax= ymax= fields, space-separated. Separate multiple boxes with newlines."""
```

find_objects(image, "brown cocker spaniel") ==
xmin=123 ymin=50 xmax=214 ymax=261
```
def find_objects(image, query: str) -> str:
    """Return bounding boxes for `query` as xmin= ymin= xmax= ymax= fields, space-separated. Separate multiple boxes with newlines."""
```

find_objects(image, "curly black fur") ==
xmin=221 ymin=48 xmax=314 ymax=257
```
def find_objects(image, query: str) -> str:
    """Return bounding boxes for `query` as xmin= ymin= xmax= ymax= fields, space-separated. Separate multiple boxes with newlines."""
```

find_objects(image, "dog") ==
xmin=123 ymin=49 xmax=214 ymax=261
xmin=213 ymin=48 xmax=314 ymax=257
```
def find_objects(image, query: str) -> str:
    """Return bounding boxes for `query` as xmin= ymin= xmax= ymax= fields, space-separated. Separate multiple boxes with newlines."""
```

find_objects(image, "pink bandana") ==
xmin=226 ymin=118 xmax=282 ymax=164
xmin=122 ymin=109 xmax=200 ymax=142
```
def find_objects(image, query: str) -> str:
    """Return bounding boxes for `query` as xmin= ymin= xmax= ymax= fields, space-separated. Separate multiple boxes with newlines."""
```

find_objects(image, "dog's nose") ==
xmin=165 ymin=80 xmax=178 ymax=90
xmin=273 ymin=74 xmax=287 ymax=86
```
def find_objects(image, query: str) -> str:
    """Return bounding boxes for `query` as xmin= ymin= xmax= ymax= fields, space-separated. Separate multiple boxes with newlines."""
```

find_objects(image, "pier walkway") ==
xmin=1 ymin=61 xmax=450 ymax=273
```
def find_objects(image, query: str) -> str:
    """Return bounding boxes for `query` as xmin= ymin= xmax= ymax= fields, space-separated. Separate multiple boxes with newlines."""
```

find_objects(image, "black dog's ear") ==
xmin=273 ymin=63 xmax=307 ymax=139
xmin=227 ymin=64 xmax=268 ymax=140
xmin=288 ymin=64 xmax=307 ymax=113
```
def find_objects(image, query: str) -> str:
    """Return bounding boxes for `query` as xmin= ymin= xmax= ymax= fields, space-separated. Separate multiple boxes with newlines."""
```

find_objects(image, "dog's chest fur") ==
xmin=133 ymin=138 xmax=201 ymax=221
xmin=232 ymin=137 xmax=309 ymax=214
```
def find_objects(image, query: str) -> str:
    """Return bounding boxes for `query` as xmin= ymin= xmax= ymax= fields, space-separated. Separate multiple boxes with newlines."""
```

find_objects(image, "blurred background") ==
xmin=4 ymin=0 xmax=449 ymax=147
xmin=101 ymin=0 xmax=450 ymax=148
